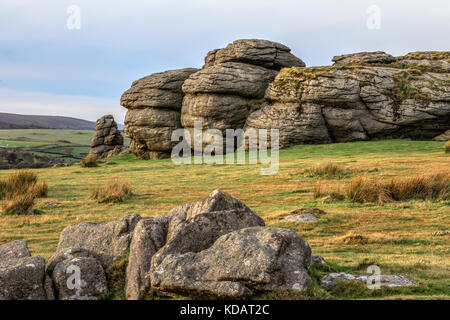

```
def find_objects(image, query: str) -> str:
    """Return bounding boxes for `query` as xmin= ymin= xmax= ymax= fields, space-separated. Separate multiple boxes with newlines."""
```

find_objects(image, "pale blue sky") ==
xmin=0 ymin=0 xmax=449 ymax=122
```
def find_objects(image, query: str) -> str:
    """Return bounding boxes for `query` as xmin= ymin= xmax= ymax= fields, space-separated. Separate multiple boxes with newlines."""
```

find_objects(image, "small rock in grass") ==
xmin=311 ymin=255 xmax=327 ymax=265
xmin=433 ymin=231 xmax=449 ymax=236
xmin=320 ymin=272 xmax=416 ymax=288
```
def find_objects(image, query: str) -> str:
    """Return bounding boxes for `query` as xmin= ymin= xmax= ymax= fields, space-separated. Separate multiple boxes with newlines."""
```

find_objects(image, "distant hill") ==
xmin=0 ymin=112 xmax=96 ymax=130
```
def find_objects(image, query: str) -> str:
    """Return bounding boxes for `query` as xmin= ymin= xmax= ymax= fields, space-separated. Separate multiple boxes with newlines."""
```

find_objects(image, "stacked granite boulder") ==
xmin=120 ymin=68 xmax=199 ymax=159
xmin=245 ymin=51 xmax=450 ymax=147
xmin=181 ymin=39 xmax=305 ymax=150
xmin=90 ymin=115 xmax=128 ymax=158
xmin=120 ymin=40 xmax=450 ymax=157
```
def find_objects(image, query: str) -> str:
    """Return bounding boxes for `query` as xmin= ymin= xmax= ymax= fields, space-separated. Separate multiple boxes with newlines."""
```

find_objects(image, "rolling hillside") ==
xmin=0 ymin=112 xmax=96 ymax=130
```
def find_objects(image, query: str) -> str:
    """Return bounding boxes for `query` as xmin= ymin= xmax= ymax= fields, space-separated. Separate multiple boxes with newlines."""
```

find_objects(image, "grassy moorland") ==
xmin=0 ymin=129 xmax=129 ymax=163
xmin=0 ymin=139 xmax=449 ymax=300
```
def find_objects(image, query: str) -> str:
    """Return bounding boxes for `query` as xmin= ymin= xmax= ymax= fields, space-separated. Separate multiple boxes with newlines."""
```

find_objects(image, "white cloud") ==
xmin=0 ymin=89 xmax=125 ymax=123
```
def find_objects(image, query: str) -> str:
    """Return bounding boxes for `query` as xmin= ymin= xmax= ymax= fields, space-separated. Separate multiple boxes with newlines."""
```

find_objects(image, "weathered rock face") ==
xmin=44 ymin=215 xmax=141 ymax=300
xmin=245 ymin=51 xmax=450 ymax=147
xmin=0 ymin=240 xmax=53 ymax=300
xmin=90 ymin=115 xmax=127 ymax=158
xmin=434 ymin=129 xmax=450 ymax=141
xmin=332 ymin=51 xmax=396 ymax=66
xmin=121 ymin=68 xmax=199 ymax=159
xmin=150 ymin=190 xmax=265 ymax=273
xmin=48 ymin=214 xmax=141 ymax=270
xmin=204 ymin=39 xmax=305 ymax=70
xmin=121 ymin=44 xmax=449 ymax=157
xmin=151 ymin=227 xmax=312 ymax=298
xmin=180 ymin=39 xmax=304 ymax=151
xmin=126 ymin=216 xmax=170 ymax=300
xmin=52 ymin=257 xmax=108 ymax=300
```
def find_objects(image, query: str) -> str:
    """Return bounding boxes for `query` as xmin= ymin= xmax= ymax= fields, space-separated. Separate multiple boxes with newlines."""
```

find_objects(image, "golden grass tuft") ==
xmin=345 ymin=171 xmax=450 ymax=204
xmin=0 ymin=170 xmax=48 ymax=215
xmin=2 ymin=191 xmax=37 ymax=215
xmin=341 ymin=232 xmax=369 ymax=245
xmin=29 ymin=180 xmax=48 ymax=198
xmin=91 ymin=177 xmax=133 ymax=203
xmin=313 ymin=182 xmax=345 ymax=201
xmin=445 ymin=141 xmax=450 ymax=153
xmin=81 ymin=154 xmax=99 ymax=168
xmin=303 ymin=163 xmax=356 ymax=179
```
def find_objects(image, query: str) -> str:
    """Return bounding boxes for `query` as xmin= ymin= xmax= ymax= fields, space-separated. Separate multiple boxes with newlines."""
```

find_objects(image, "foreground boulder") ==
xmin=0 ymin=240 xmax=53 ymax=300
xmin=52 ymin=257 xmax=108 ymax=300
xmin=125 ymin=216 xmax=170 ymax=300
xmin=151 ymin=227 xmax=312 ymax=298
xmin=90 ymin=115 xmax=128 ymax=158
xmin=48 ymin=215 xmax=141 ymax=270
xmin=121 ymin=68 xmax=199 ymax=159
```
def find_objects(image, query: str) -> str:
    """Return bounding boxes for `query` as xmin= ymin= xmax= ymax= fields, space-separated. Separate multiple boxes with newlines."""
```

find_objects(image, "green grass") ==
xmin=0 ymin=129 xmax=130 ymax=163
xmin=0 ymin=138 xmax=449 ymax=300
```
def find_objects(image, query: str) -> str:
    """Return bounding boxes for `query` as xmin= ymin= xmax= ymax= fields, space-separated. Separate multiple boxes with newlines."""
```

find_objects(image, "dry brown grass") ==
xmin=346 ymin=171 xmax=450 ymax=204
xmin=29 ymin=181 xmax=48 ymax=198
xmin=2 ymin=191 xmax=37 ymax=215
xmin=81 ymin=154 xmax=99 ymax=168
xmin=3 ymin=170 xmax=38 ymax=196
xmin=0 ymin=170 xmax=48 ymax=215
xmin=341 ymin=232 xmax=369 ymax=245
xmin=303 ymin=163 xmax=356 ymax=179
xmin=313 ymin=182 xmax=345 ymax=201
xmin=445 ymin=141 xmax=450 ymax=153
xmin=91 ymin=177 xmax=133 ymax=203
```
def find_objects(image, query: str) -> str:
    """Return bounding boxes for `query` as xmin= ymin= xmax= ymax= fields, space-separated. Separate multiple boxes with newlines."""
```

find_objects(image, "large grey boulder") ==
xmin=121 ymin=68 xmax=199 ymax=110
xmin=151 ymin=227 xmax=312 ymax=299
xmin=121 ymin=68 xmax=198 ymax=160
xmin=0 ymin=240 xmax=53 ymax=300
xmin=125 ymin=216 xmax=170 ymax=300
xmin=90 ymin=115 xmax=126 ymax=158
xmin=124 ymin=108 xmax=181 ymax=159
xmin=52 ymin=257 xmax=108 ymax=300
xmin=48 ymin=215 xmax=141 ymax=270
xmin=332 ymin=51 xmax=396 ymax=66
xmin=204 ymin=39 xmax=305 ymax=70
xmin=151 ymin=190 xmax=264 ymax=270
xmin=247 ymin=55 xmax=450 ymax=144
xmin=182 ymin=62 xmax=278 ymax=98
xmin=168 ymin=189 xmax=254 ymax=220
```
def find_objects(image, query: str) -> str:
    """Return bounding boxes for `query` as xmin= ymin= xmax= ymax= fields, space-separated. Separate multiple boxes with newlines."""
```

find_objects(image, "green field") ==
xmin=0 ymin=129 xmax=130 ymax=163
xmin=0 ymin=138 xmax=449 ymax=300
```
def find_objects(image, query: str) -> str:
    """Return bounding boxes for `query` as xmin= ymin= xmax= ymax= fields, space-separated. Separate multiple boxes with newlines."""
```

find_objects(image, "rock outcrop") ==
xmin=246 ymin=51 xmax=450 ymax=147
xmin=121 ymin=68 xmax=199 ymax=159
xmin=90 ymin=115 xmax=128 ymax=158
xmin=181 ymin=40 xmax=304 ymax=150
xmin=0 ymin=240 xmax=53 ymax=300
xmin=121 ymin=41 xmax=449 ymax=157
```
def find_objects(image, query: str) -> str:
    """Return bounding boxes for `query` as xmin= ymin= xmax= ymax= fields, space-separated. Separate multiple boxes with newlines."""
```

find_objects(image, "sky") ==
xmin=0 ymin=0 xmax=449 ymax=123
